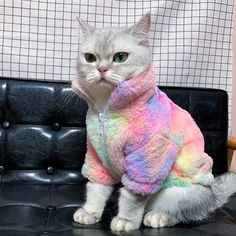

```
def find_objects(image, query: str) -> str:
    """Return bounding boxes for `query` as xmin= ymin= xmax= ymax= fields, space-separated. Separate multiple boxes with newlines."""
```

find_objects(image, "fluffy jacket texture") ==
xmin=72 ymin=64 xmax=214 ymax=196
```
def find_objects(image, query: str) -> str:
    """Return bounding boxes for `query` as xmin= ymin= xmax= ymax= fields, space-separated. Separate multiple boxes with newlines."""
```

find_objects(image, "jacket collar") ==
xmin=109 ymin=64 xmax=157 ymax=110
xmin=72 ymin=64 xmax=157 ymax=111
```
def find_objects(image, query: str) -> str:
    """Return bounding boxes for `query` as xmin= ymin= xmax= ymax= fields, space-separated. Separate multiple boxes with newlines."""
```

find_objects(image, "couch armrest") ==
xmin=228 ymin=136 xmax=236 ymax=150
xmin=228 ymin=136 xmax=236 ymax=169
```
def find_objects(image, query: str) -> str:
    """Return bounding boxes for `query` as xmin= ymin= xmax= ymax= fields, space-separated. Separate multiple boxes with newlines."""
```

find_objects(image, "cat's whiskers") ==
xmin=107 ymin=74 xmax=122 ymax=86
xmin=109 ymin=74 xmax=121 ymax=79
xmin=87 ymin=71 xmax=98 ymax=79
xmin=57 ymin=83 xmax=79 ymax=110
xmin=81 ymin=73 xmax=99 ymax=90
xmin=86 ymin=76 xmax=98 ymax=84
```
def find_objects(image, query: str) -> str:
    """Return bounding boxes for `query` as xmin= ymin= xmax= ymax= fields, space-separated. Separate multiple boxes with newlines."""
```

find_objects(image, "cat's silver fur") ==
xmin=75 ymin=14 xmax=150 ymax=110
xmin=73 ymin=13 xmax=236 ymax=232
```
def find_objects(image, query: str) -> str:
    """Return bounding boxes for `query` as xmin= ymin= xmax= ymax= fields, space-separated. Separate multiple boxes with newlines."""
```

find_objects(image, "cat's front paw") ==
xmin=110 ymin=216 xmax=139 ymax=232
xmin=73 ymin=208 xmax=100 ymax=225
xmin=143 ymin=210 xmax=178 ymax=228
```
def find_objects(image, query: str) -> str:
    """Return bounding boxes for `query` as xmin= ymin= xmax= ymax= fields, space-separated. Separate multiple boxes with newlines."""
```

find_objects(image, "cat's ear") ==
xmin=129 ymin=13 xmax=151 ymax=46
xmin=76 ymin=16 xmax=93 ymax=36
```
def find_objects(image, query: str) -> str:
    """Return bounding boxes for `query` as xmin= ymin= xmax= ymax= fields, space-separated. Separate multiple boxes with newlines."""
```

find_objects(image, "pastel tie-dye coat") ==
xmin=72 ymin=64 xmax=214 ymax=196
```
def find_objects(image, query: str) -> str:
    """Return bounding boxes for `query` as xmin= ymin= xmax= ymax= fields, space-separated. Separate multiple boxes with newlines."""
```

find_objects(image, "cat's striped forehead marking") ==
xmin=94 ymin=28 xmax=117 ymax=59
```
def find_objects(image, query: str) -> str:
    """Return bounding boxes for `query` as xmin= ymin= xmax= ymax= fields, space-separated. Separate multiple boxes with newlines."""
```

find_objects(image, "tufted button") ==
xmin=46 ymin=205 xmax=56 ymax=211
xmin=2 ymin=121 xmax=10 ymax=129
xmin=52 ymin=123 xmax=61 ymax=131
xmin=0 ymin=166 xmax=4 ymax=174
xmin=46 ymin=166 xmax=54 ymax=175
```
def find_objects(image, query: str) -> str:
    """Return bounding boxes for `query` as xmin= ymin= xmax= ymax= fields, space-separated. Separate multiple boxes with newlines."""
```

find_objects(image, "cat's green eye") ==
xmin=113 ymin=52 xmax=128 ymax=63
xmin=85 ymin=53 xmax=97 ymax=63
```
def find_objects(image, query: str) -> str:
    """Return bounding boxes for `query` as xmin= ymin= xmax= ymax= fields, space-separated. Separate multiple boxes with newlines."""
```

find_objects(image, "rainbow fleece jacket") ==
xmin=72 ymin=64 xmax=214 ymax=196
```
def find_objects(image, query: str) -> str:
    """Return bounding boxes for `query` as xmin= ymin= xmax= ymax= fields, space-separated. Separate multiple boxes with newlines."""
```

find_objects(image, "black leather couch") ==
xmin=0 ymin=77 xmax=236 ymax=236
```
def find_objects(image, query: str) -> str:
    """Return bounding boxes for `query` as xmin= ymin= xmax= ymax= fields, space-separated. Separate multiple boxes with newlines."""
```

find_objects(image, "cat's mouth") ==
xmin=98 ymin=77 xmax=115 ymax=86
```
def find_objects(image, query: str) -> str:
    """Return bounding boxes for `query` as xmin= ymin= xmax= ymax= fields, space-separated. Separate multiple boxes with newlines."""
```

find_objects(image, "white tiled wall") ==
xmin=0 ymin=0 xmax=234 ymax=131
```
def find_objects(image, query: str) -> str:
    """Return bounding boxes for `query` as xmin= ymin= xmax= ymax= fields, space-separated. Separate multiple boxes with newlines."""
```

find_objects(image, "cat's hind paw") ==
xmin=111 ymin=216 xmax=139 ymax=232
xmin=73 ymin=208 xmax=100 ymax=225
xmin=143 ymin=210 xmax=178 ymax=228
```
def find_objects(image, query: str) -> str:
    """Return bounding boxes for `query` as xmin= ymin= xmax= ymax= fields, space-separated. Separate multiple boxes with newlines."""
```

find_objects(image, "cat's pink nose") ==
xmin=98 ymin=67 xmax=108 ymax=74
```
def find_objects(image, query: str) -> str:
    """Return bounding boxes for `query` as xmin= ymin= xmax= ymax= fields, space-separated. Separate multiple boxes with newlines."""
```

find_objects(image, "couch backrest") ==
xmin=0 ymin=78 xmax=228 ymax=184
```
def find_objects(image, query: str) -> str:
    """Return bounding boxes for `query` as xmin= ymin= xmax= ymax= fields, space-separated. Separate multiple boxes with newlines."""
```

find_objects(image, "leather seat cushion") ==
xmin=0 ymin=183 xmax=236 ymax=236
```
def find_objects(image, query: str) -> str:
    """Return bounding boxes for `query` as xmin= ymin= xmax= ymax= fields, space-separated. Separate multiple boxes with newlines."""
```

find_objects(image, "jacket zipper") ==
xmin=98 ymin=109 xmax=119 ymax=179
xmin=73 ymin=82 xmax=108 ymax=140
xmin=72 ymin=83 xmax=118 ymax=177
xmin=97 ymin=101 xmax=109 ymax=141
xmin=99 ymin=112 xmax=107 ymax=139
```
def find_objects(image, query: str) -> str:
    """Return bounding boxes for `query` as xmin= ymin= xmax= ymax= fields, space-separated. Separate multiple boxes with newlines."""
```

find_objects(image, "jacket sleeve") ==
xmin=82 ymin=138 xmax=118 ymax=185
xmin=121 ymin=133 xmax=182 ymax=196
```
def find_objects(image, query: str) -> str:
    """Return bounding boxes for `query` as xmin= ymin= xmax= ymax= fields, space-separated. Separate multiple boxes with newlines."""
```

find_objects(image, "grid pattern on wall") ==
xmin=0 ymin=0 xmax=234 ymax=130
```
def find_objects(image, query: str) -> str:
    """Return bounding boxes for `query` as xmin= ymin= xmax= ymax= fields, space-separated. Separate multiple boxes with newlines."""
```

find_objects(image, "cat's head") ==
xmin=76 ymin=13 xmax=151 ymax=93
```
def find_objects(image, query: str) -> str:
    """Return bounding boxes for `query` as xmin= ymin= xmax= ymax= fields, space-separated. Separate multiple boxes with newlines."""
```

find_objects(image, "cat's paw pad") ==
xmin=73 ymin=208 xmax=100 ymax=225
xmin=143 ymin=211 xmax=178 ymax=228
xmin=110 ymin=216 xmax=138 ymax=232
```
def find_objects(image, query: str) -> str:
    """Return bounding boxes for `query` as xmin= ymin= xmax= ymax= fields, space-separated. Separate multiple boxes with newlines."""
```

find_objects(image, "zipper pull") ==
xmin=99 ymin=113 xmax=106 ymax=123
xmin=99 ymin=123 xmax=103 ymax=139
xmin=99 ymin=112 xmax=106 ymax=139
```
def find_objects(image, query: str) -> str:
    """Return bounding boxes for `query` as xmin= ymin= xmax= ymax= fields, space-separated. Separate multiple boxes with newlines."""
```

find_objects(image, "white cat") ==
xmin=72 ymin=13 xmax=236 ymax=232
